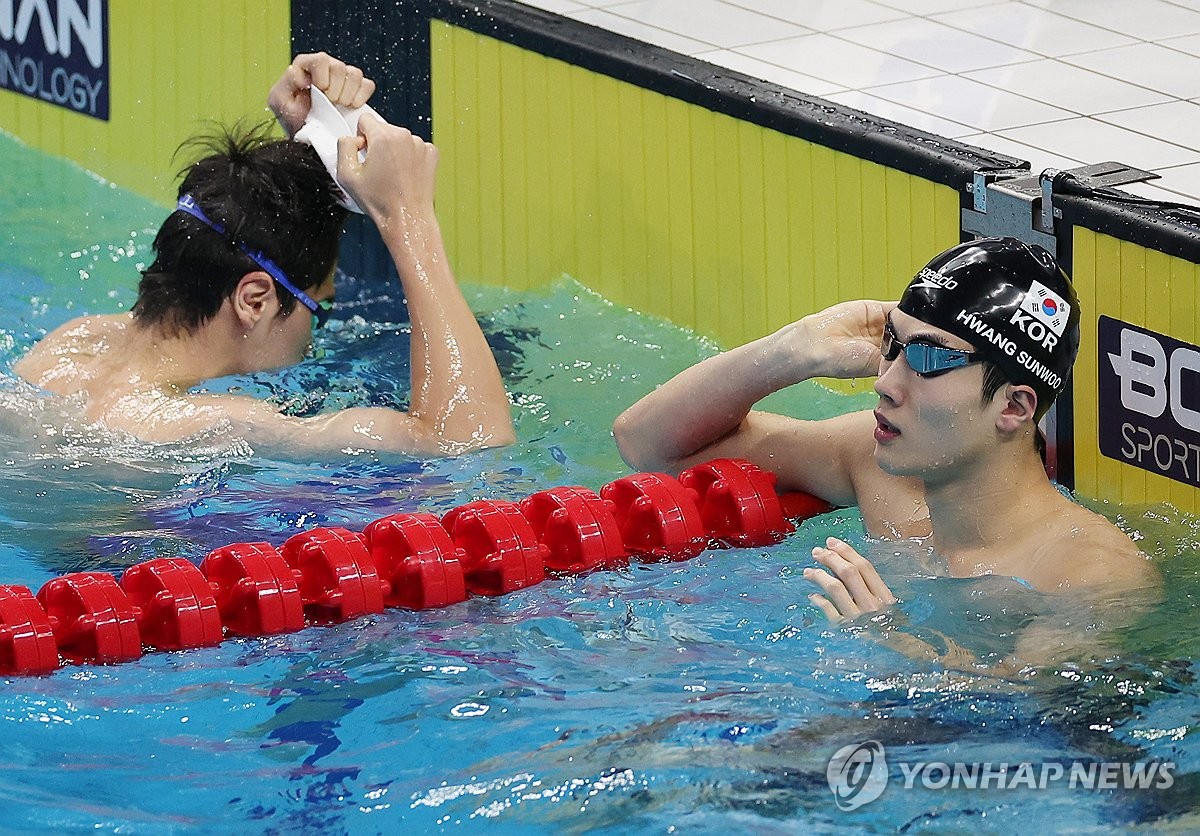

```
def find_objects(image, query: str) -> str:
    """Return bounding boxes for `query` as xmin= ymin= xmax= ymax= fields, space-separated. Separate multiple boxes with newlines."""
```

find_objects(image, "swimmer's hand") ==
xmin=269 ymin=51 xmax=376 ymax=138
xmin=774 ymin=300 xmax=895 ymax=380
xmin=336 ymin=115 xmax=437 ymax=225
xmin=804 ymin=537 xmax=897 ymax=622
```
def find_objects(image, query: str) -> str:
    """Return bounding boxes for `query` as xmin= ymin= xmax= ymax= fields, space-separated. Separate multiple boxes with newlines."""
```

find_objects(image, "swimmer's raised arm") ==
xmin=201 ymin=117 xmax=514 ymax=457
xmin=333 ymin=113 xmax=515 ymax=452
xmin=268 ymin=52 xmax=376 ymax=139
xmin=612 ymin=300 xmax=893 ymax=502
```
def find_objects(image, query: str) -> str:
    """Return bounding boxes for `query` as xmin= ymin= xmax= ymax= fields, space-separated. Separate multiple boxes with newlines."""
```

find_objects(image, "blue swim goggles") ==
xmin=175 ymin=194 xmax=333 ymax=328
xmin=880 ymin=319 xmax=983 ymax=377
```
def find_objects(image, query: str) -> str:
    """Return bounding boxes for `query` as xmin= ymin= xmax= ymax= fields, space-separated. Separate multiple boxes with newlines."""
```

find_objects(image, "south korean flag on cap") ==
xmin=1019 ymin=279 xmax=1071 ymax=336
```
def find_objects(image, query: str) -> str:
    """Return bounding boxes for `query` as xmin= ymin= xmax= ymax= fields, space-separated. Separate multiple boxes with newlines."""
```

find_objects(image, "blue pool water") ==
xmin=2 ymin=131 xmax=1199 ymax=833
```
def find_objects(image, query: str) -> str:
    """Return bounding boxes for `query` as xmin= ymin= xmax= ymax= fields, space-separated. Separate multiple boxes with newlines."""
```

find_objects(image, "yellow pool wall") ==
xmin=430 ymin=21 xmax=961 ymax=349
xmin=2 ymin=4 xmax=1196 ymax=512
xmin=0 ymin=0 xmax=290 ymax=206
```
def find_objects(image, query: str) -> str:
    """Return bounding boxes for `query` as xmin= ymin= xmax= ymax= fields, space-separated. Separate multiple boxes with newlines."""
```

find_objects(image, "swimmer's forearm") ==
xmin=613 ymin=326 xmax=814 ymax=470
xmin=380 ymin=211 xmax=515 ymax=450
xmin=614 ymin=302 xmax=888 ymax=471
xmin=880 ymin=630 xmax=1033 ymax=682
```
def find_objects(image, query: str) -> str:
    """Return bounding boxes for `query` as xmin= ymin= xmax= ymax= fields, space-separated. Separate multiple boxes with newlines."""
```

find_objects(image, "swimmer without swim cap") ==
xmin=897 ymin=237 xmax=1080 ymax=415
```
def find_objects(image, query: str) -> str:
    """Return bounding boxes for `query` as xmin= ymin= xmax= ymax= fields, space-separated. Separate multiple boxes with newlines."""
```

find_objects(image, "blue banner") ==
xmin=1098 ymin=315 xmax=1200 ymax=489
xmin=0 ymin=0 xmax=108 ymax=120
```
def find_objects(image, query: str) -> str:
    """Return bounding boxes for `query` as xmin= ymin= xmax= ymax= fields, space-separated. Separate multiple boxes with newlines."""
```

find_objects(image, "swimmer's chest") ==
xmin=857 ymin=473 xmax=932 ymax=540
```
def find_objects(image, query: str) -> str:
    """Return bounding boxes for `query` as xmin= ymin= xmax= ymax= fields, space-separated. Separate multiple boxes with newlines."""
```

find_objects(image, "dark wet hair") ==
xmin=980 ymin=360 xmax=1008 ymax=405
xmin=132 ymin=121 xmax=348 ymax=335
xmin=979 ymin=359 xmax=1047 ymax=462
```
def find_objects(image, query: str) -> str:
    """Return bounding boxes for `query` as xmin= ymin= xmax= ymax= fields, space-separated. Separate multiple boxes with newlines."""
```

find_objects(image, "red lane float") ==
xmin=281 ymin=528 xmax=384 ymax=624
xmin=199 ymin=543 xmax=304 ymax=637
xmin=779 ymin=491 xmax=835 ymax=522
xmin=520 ymin=486 xmax=627 ymax=574
xmin=600 ymin=472 xmax=709 ymax=561
xmin=121 ymin=557 xmax=224 ymax=651
xmin=442 ymin=501 xmax=548 ymax=596
xmin=0 ymin=459 xmax=833 ymax=676
xmin=0 ymin=585 xmax=59 ymax=675
xmin=679 ymin=458 xmax=794 ymax=548
xmin=363 ymin=512 xmax=468 ymax=610
xmin=37 ymin=572 xmax=142 ymax=664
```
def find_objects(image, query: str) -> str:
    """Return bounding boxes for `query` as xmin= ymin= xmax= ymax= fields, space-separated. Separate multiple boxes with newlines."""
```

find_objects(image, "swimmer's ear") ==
xmin=230 ymin=272 xmax=277 ymax=328
xmin=996 ymin=384 xmax=1038 ymax=433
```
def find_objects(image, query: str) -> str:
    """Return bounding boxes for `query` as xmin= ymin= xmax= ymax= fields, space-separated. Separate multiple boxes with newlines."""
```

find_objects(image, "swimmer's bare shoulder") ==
xmin=13 ymin=314 xmax=257 ymax=443
xmin=1024 ymin=502 xmax=1159 ymax=595
xmin=13 ymin=316 xmax=467 ymax=455
xmin=13 ymin=313 xmax=130 ymax=390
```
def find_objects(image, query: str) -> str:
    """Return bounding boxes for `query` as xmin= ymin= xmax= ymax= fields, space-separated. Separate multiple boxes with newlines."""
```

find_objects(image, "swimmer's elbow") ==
xmin=612 ymin=410 xmax=672 ymax=473
xmin=427 ymin=413 xmax=517 ymax=457
xmin=491 ymin=424 xmax=518 ymax=448
xmin=322 ymin=407 xmax=514 ymax=457
xmin=469 ymin=422 xmax=516 ymax=452
xmin=474 ymin=406 xmax=517 ymax=450
xmin=611 ymin=412 xmax=641 ymax=468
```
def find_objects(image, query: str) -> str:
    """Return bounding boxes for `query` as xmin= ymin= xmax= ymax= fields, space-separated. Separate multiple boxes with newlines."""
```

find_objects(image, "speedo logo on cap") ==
xmin=911 ymin=267 xmax=958 ymax=291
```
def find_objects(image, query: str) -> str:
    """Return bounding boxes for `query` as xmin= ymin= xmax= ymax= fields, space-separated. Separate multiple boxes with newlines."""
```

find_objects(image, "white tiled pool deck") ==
xmin=521 ymin=0 xmax=1200 ymax=205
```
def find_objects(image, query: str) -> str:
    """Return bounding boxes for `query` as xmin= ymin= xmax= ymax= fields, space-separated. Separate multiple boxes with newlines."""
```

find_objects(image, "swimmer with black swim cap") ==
xmin=871 ymin=237 xmax=1081 ymax=472
xmin=616 ymin=236 xmax=1157 ymax=667
xmin=896 ymin=236 xmax=1080 ymax=419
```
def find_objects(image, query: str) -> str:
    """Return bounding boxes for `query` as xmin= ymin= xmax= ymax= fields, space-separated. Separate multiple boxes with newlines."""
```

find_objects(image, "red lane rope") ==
xmin=0 ymin=458 xmax=833 ymax=676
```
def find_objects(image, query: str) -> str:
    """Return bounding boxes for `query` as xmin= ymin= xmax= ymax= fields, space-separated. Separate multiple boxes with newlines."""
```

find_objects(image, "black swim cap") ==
xmin=897 ymin=237 xmax=1080 ymax=416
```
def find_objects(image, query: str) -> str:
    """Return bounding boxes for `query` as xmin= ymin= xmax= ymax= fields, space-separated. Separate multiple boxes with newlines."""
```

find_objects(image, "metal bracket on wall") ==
xmin=959 ymin=160 xmax=1159 ymax=487
xmin=962 ymin=161 xmax=1159 ymax=250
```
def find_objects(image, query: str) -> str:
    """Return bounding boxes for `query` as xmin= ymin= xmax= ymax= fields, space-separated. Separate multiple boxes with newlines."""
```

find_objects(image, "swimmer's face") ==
xmin=872 ymin=309 xmax=999 ymax=481
xmin=259 ymin=273 xmax=336 ymax=370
